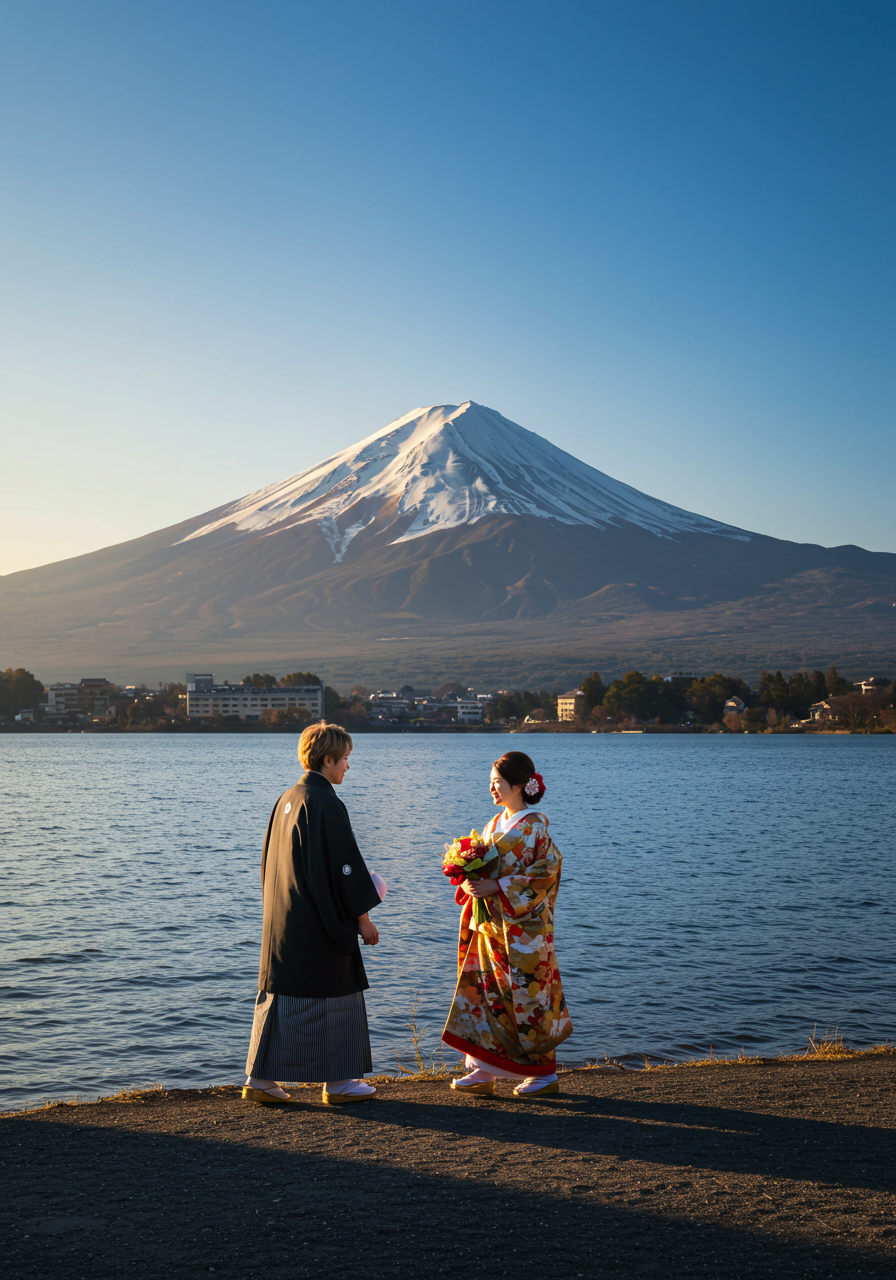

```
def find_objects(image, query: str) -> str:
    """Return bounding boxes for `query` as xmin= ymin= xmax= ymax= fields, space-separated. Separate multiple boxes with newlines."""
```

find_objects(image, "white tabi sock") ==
xmin=325 ymin=1078 xmax=376 ymax=1096
xmin=245 ymin=1077 xmax=291 ymax=1099
xmin=515 ymin=1073 xmax=559 ymax=1092
xmin=454 ymin=1068 xmax=496 ymax=1085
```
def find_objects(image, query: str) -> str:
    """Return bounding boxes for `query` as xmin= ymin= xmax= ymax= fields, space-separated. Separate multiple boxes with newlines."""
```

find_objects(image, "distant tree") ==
xmin=486 ymin=693 xmax=523 ymax=722
xmin=654 ymin=676 xmax=690 ymax=723
xmin=350 ymin=684 xmax=370 ymax=698
xmin=338 ymin=701 xmax=370 ymax=729
xmin=757 ymin=670 xmax=791 ymax=710
xmin=518 ymin=689 xmax=553 ymax=719
xmin=825 ymin=666 xmax=853 ymax=697
xmin=279 ymin=671 xmax=320 ymax=687
xmin=603 ymin=671 xmax=658 ymax=721
xmin=126 ymin=695 xmax=166 ymax=725
xmin=324 ymin=686 xmax=346 ymax=718
xmin=160 ymin=682 xmax=187 ymax=708
xmin=827 ymin=692 xmax=873 ymax=732
xmin=685 ymin=673 xmax=752 ymax=723
xmin=243 ymin=673 xmax=278 ymax=688
xmin=261 ymin=706 xmax=312 ymax=728
xmin=742 ymin=707 xmax=769 ymax=732
xmin=0 ymin=667 xmax=45 ymax=720
xmin=579 ymin=672 xmax=607 ymax=713
xmin=757 ymin=669 xmax=834 ymax=716
xmin=433 ymin=681 xmax=466 ymax=699
xmin=787 ymin=670 xmax=827 ymax=712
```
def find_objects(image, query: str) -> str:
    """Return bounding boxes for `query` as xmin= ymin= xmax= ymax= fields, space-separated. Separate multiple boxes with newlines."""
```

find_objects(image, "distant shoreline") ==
xmin=1 ymin=722 xmax=890 ymax=736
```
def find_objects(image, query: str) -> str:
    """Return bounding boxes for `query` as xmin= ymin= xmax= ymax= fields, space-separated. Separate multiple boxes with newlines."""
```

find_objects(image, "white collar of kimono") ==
xmin=493 ymin=807 xmax=543 ymax=834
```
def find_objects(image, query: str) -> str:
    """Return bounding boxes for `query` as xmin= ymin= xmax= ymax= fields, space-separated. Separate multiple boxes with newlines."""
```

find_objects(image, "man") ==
xmin=243 ymin=721 xmax=383 ymax=1104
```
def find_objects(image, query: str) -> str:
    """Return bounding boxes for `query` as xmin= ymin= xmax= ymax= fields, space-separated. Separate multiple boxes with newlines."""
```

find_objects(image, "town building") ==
xmin=186 ymin=674 xmax=324 ymax=721
xmin=724 ymin=696 xmax=746 ymax=714
xmin=854 ymin=677 xmax=890 ymax=695
xmin=455 ymin=699 xmax=483 ymax=722
xmin=46 ymin=678 xmax=116 ymax=720
xmin=557 ymin=689 xmax=584 ymax=721
xmin=369 ymin=691 xmax=414 ymax=715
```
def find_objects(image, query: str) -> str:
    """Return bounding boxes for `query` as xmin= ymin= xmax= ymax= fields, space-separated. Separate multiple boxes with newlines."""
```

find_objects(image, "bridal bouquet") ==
xmin=443 ymin=830 xmax=500 ymax=925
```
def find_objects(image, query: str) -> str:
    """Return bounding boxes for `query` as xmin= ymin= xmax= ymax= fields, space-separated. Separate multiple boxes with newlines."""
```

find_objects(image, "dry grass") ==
xmin=2 ymin=1080 xmax=168 ymax=1116
xmin=641 ymin=1028 xmax=895 ymax=1072
xmin=392 ymin=995 xmax=455 ymax=1080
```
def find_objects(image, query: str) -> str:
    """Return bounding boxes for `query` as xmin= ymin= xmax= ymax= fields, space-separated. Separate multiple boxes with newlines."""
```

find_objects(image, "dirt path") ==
xmin=2 ymin=1057 xmax=894 ymax=1278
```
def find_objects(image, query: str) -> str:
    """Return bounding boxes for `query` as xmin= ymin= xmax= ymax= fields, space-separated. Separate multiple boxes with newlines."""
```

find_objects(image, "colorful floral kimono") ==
xmin=441 ymin=811 xmax=572 ymax=1076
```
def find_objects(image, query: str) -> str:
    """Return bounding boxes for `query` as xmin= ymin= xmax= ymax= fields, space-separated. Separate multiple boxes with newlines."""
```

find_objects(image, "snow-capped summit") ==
xmin=180 ymin=401 xmax=749 ymax=561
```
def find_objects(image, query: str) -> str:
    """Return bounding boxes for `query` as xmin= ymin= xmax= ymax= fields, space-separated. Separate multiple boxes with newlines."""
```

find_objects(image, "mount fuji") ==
xmin=2 ymin=401 xmax=894 ymax=686
xmin=179 ymin=401 xmax=750 ymax=556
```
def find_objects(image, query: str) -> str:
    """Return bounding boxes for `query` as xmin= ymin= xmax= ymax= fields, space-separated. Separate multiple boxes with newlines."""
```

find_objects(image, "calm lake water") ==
xmin=1 ymin=733 xmax=893 ymax=1109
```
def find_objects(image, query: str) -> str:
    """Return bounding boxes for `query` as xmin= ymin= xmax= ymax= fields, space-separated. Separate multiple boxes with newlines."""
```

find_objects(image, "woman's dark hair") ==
xmin=493 ymin=751 xmax=545 ymax=805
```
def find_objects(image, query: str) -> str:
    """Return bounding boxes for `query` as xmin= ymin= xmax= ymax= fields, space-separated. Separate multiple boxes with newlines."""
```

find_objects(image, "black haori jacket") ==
xmin=257 ymin=771 xmax=381 ymax=998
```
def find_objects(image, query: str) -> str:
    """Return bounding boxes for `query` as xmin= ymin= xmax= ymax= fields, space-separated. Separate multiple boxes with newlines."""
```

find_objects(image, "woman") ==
xmin=243 ymin=721 xmax=383 ymax=1105
xmin=441 ymin=750 xmax=572 ymax=1097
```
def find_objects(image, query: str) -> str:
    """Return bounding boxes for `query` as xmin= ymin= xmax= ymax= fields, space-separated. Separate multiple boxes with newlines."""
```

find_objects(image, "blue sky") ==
xmin=1 ymin=0 xmax=893 ymax=573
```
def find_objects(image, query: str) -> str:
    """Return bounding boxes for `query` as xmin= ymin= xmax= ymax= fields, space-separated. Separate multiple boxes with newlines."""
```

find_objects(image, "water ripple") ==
xmin=0 ymin=733 xmax=894 ymax=1107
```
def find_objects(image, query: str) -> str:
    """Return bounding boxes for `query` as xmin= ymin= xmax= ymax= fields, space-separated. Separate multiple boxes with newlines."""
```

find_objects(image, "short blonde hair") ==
xmin=298 ymin=721 xmax=353 ymax=773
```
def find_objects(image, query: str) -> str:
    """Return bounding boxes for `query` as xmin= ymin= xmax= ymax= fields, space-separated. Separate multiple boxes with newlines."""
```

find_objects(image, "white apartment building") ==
xmin=186 ymin=674 xmax=324 ymax=721
xmin=455 ymin=699 xmax=483 ymax=722
xmin=46 ymin=684 xmax=81 ymax=716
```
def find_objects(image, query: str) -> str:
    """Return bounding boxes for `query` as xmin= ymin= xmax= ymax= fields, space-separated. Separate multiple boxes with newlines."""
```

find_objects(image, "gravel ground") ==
xmin=2 ymin=1056 xmax=894 ymax=1279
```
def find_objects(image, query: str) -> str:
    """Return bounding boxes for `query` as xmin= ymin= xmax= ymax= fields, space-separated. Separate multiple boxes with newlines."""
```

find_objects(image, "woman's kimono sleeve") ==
xmin=498 ymin=828 xmax=560 ymax=921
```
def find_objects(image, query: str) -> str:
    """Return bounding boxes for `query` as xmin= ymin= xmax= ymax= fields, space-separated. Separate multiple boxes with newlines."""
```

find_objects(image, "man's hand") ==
xmin=358 ymin=913 xmax=379 ymax=945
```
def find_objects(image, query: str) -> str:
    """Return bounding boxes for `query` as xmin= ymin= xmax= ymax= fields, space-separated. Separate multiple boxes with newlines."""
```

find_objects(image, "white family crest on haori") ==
xmin=342 ymin=864 xmax=352 ymax=875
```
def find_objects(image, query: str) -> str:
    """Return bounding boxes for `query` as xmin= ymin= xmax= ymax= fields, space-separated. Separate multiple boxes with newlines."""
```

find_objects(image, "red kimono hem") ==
xmin=441 ymin=1030 xmax=557 ymax=1077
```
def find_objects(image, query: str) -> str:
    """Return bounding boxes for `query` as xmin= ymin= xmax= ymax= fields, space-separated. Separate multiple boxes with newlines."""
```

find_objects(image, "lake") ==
xmin=1 ymin=732 xmax=893 ymax=1109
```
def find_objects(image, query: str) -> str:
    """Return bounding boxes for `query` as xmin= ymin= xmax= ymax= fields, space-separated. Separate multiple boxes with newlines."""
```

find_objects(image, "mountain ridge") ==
xmin=1 ymin=401 xmax=893 ymax=685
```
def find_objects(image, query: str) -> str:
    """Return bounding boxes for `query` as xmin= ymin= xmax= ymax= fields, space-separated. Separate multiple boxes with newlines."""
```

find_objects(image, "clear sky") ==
xmin=1 ymin=0 xmax=893 ymax=575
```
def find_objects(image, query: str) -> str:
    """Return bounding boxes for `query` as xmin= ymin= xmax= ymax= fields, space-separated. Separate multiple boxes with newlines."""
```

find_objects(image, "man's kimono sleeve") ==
xmin=304 ymin=800 xmax=381 ymax=956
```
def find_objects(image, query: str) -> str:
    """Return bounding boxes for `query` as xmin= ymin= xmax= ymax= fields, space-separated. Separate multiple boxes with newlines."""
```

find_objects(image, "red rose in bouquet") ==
xmin=443 ymin=828 xmax=500 ymax=925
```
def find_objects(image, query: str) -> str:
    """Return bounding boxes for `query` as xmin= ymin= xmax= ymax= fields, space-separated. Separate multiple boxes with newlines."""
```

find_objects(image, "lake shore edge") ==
xmin=6 ymin=1041 xmax=893 ymax=1117
xmin=4 ymin=1055 xmax=894 ymax=1279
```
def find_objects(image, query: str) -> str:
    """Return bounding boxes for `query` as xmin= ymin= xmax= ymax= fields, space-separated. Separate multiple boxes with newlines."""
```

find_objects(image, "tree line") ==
xmin=3 ymin=664 xmax=894 ymax=732
xmin=503 ymin=667 xmax=895 ymax=731
xmin=0 ymin=668 xmax=45 ymax=721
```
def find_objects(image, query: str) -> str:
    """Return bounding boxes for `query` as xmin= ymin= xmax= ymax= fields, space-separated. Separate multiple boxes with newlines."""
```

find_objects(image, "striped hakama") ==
xmin=245 ymin=990 xmax=372 ymax=1082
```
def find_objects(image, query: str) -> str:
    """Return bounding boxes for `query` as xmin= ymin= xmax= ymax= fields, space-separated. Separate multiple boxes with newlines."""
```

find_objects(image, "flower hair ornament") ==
xmin=524 ymin=771 xmax=545 ymax=798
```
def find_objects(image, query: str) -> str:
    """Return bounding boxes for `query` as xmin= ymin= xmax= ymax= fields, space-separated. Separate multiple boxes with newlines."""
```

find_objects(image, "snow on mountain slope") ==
xmin=179 ymin=401 xmax=750 ymax=560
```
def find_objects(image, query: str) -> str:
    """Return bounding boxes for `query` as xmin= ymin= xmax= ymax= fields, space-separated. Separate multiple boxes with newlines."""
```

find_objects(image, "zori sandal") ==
xmin=449 ymin=1078 xmax=496 ymax=1095
xmin=512 ymin=1078 xmax=559 ymax=1098
xmin=242 ymin=1086 xmax=296 ymax=1105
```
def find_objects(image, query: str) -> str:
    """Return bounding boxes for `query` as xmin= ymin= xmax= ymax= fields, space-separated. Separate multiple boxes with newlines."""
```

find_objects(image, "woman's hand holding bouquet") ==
xmin=443 ymin=830 xmax=500 ymax=925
